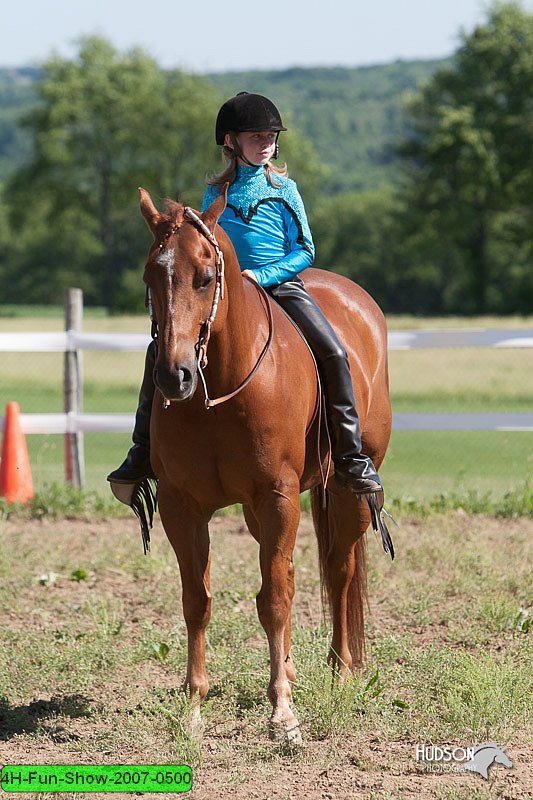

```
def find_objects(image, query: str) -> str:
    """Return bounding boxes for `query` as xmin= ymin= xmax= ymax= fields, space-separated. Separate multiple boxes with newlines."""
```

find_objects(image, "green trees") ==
xmin=0 ymin=3 xmax=531 ymax=315
xmin=1 ymin=37 xmax=221 ymax=310
xmin=397 ymin=2 xmax=533 ymax=313
xmin=310 ymin=2 xmax=532 ymax=315
xmin=0 ymin=38 xmax=325 ymax=311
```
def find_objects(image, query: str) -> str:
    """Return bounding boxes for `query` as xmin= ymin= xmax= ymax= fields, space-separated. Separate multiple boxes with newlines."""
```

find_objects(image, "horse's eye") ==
xmin=198 ymin=271 xmax=214 ymax=291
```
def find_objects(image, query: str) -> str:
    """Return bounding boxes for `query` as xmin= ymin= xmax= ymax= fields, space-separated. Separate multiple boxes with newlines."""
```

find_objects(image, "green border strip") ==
xmin=0 ymin=765 xmax=192 ymax=793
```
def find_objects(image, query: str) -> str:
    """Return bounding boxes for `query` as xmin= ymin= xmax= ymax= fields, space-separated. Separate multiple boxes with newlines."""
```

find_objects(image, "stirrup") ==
xmin=108 ymin=479 xmax=137 ymax=507
xmin=334 ymin=470 xmax=382 ymax=495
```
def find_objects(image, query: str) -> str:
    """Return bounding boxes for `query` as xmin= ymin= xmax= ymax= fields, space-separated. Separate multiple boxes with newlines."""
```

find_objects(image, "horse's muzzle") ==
xmin=154 ymin=362 xmax=198 ymax=402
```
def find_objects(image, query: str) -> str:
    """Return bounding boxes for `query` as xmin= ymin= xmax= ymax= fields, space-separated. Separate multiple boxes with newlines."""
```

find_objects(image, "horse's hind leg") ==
xmin=243 ymin=505 xmax=297 ymax=685
xmin=158 ymin=484 xmax=212 ymax=720
xmin=250 ymin=477 xmax=302 ymax=743
xmin=311 ymin=484 xmax=369 ymax=679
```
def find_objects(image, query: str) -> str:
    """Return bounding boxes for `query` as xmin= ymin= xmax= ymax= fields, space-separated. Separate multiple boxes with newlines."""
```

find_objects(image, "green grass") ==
xmin=384 ymin=430 xmax=533 ymax=500
xmin=10 ymin=433 xmax=134 ymax=491
xmin=391 ymin=391 xmax=533 ymax=412
xmin=389 ymin=348 xmax=531 ymax=410
xmin=0 ymin=304 xmax=108 ymax=318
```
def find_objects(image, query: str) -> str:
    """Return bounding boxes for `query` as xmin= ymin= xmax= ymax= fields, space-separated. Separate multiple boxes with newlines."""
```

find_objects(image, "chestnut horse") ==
xmin=138 ymin=186 xmax=392 ymax=742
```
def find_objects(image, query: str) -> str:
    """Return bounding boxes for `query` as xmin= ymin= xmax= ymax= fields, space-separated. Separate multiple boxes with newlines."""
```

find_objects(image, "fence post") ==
xmin=64 ymin=288 xmax=85 ymax=488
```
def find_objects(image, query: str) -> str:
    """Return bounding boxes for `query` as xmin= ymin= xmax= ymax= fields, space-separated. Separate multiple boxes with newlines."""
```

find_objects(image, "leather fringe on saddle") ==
xmin=366 ymin=493 xmax=398 ymax=561
xmin=130 ymin=478 xmax=158 ymax=555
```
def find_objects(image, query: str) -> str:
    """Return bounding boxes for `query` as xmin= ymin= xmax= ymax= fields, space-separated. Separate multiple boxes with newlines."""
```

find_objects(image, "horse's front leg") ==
xmin=158 ymin=484 xmax=212 ymax=721
xmin=252 ymin=476 xmax=302 ymax=744
xmin=243 ymin=505 xmax=297 ymax=685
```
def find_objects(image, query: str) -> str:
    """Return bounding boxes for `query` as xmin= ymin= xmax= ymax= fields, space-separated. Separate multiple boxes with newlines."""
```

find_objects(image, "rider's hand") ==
xmin=242 ymin=270 xmax=258 ymax=283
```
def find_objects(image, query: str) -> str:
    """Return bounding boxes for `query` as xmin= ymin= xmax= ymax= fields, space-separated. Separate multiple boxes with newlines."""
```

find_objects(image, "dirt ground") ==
xmin=0 ymin=514 xmax=531 ymax=800
xmin=0 ymin=739 xmax=529 ymax=799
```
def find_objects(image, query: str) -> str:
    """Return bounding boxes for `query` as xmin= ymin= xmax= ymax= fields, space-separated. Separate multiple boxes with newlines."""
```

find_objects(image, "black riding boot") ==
xmin=107 ymin=340 xmax=156 ymax=486
xmin=319 ymin=351 xmax=382 ymax=494
xmin=269 ymin=277 xmax=382 ymax=495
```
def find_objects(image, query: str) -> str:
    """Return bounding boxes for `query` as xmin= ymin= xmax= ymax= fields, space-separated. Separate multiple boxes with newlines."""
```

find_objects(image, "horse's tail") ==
xmin=310 ymin=485 xmax=368 ymax=667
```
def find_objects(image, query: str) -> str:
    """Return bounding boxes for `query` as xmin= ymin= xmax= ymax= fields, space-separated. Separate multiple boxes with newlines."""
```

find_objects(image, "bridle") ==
xmin=148 ymin=207 xmax=274 ymax=409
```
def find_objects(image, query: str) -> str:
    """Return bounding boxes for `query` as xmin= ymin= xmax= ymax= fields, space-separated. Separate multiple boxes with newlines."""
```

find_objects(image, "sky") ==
xmin=1 ymin=0 xmax=532 ymax=73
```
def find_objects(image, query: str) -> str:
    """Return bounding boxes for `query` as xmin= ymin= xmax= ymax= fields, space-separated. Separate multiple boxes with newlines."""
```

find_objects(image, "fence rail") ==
xmin=1 ymin=328 xmax=533 ymax=353
xmin=6 ymin=411 xmax=532 ymax=435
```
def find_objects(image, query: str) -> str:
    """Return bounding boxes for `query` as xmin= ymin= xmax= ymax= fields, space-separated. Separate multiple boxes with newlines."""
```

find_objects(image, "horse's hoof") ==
xmin=285 ymin=722 xmax=303 ymax=745
xmin=268 ymin=719 xmax=303 ymax=746
xmin=184 ymin=705 xmax=204 ymax=738
xmin=185 ymin=717 xmax=204 ymax=741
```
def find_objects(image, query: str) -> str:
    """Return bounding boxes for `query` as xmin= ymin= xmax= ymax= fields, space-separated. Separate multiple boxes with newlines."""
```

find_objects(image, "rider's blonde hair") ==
xmin=207 ymin=132 xmax=288 ymax=189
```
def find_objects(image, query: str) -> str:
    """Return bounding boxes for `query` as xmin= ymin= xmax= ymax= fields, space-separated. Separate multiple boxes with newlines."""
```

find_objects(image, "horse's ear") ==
xmin=202 ymin=183 xmax=228 ymax=232
xmin=138 ymin=187 xmax=162 ymax=234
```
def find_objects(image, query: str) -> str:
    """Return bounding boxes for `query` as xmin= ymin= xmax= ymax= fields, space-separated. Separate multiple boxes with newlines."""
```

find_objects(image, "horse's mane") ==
xmin=160 ymin=199 xmax=185 ymax=226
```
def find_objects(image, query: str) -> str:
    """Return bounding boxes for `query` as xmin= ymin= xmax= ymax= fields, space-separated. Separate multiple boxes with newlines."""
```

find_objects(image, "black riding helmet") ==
xmin=215 ymin=92 xmax=287 ymax=145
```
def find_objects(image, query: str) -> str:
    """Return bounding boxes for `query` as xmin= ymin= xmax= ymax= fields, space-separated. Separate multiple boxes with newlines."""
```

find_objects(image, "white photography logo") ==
xmin=416 ymin=742 xmax=513 ymax=779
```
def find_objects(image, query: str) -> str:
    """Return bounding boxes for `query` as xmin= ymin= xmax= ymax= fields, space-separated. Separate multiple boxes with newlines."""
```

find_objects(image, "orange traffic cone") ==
xmin=0 ymin=401 xmax=34 ymax=503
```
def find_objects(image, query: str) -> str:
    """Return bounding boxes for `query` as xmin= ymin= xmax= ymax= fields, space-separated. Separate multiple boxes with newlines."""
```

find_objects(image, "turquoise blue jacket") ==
xmin=201 ymin=165 xmax=315 ymax=288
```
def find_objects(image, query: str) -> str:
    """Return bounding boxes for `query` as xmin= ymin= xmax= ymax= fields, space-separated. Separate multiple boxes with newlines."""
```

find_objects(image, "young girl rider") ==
xmin=108 ymin=92 xmax=383 ymax=501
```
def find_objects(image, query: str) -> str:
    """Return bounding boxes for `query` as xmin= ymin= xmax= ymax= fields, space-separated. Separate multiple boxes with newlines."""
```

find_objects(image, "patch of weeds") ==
xmin=85 ymin=597 xmax=124 ymax=640
xmin=495 ymin=481 xmax=532 ymax=517
xmin=206 ymin=653 xmax=270 ymax=723
xmin=367 ymin=633 xmax=413 ymax=667
xmin=150 ymin=641 xmax=171 ymax=662
xmin=476 ymin=595 xmax=523 ymax=635
xmin=206 ymin=606 xmax=260 ymax=650
xmin=405 ymin=593 xmax=436 ymax=626
xmin=223 ymin=770 xmax=249 ymax=787
xmin=1 ymin=481 xmax=530 ymax=524
xmin=435 ymin=787 xmax=495 ymax=800
xmin=0 ymin=599 xmax=126 ymax=698
xmin=135 ymin=623 xmax=185 ymax=669
xmin=389 ymin=481 xmax=532 ymax=518
xmin=513 ymin=607 xmax=532 ymax=634
xmin=0 ymin=482 xmax=126 ymax=520
xmin=233 ymin=683 xmax=268 ymax=719
xmin=291 ymin=629 xmax=410 ymax=739
xmin=124 ymin=549 xmax=173 ymax=582
xmin=70 ymin=568 xmax=88 ymax=581
xmin=437 ymin=545 xmax=499 ymax=612
xmin=141 ymin=691 xmax=204 ymax=766
xmin=406 ymin=639 xmax=532 ymax=741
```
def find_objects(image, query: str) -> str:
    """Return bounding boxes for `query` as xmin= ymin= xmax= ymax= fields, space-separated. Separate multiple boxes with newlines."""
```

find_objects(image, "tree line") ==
xmin=0 ymin=2 xmax=531 ymax=315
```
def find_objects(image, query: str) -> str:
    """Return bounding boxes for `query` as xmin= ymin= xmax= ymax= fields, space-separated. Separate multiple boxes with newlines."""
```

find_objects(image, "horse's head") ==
xmin=493 ymin=748 xmax=513 ymax=768
xmin=139 ymin=187 xmax=228 ymax=403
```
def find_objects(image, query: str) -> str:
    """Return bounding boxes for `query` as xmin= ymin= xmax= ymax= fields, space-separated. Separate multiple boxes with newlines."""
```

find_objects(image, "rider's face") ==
xmin=234 ymin=130 xmax=277 ymax=165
